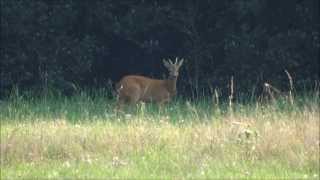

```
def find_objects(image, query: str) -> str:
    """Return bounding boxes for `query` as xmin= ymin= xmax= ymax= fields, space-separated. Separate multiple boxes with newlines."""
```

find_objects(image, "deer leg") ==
xmin=126 ymin=87 xmax=141 ymax=105
xmin=127 ymin=95 xmax=139 ymax=107
xmin=115 ymin=97 xmax=126 ymax=113
xmin=157 ymin=97 xmax=170 ymax=112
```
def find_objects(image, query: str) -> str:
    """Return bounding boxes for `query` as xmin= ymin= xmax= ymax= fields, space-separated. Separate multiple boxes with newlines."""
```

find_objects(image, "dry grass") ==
xmin=1 ymin=106 xmax=319 ymax=178
xmin=0 ymin=90 xmax=319 ymax=178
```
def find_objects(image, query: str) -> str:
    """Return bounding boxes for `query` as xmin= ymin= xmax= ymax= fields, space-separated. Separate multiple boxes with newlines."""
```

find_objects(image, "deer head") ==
xmin=163 ymin=57 xmax=184 ymax=79
xmin=116 ymin=57 xmax=184 ymax=109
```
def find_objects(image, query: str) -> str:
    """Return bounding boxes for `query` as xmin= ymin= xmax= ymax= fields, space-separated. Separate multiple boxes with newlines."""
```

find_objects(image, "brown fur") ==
xmin=116 ymin=58 xmax=183 ymax=108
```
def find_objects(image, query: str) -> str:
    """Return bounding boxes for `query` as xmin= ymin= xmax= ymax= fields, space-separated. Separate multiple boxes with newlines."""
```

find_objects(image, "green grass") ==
xmin=0 ymin=90 xmax=319 ymax=179
xmin=1 ymin=159 xmax=316 ymax=179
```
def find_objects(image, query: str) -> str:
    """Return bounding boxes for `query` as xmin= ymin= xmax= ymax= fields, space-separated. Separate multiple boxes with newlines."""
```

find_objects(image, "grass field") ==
xmin=0 ymin=90 xmax=319 ymax=179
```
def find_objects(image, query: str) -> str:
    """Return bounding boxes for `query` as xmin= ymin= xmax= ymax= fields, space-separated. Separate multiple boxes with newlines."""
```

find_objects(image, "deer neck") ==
xmin=166 ymin=76 xmax=178 ymax=95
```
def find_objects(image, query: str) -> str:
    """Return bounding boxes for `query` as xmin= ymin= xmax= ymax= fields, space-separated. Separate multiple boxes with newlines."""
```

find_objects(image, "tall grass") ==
xmin=0 ymin=88 xmax=319 ymax=179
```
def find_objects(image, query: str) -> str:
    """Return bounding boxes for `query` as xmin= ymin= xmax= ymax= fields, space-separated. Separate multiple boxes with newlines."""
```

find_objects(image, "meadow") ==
xmin=0 ymin=89 xmax=319 ymax=179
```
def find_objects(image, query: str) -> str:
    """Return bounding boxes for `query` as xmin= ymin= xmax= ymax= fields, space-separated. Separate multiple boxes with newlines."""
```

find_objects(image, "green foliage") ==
xmin=1 ymin=0 xmax=319 ymax=97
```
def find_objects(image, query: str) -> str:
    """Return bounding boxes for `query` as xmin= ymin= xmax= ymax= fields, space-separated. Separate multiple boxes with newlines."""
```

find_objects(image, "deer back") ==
xmin=116 ymin=75 xmax=171 ymax=103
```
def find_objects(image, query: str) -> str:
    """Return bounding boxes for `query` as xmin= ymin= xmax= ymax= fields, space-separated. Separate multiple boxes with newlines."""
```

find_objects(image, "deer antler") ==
xmin=163 ymin=57 xmax=184 ymax=68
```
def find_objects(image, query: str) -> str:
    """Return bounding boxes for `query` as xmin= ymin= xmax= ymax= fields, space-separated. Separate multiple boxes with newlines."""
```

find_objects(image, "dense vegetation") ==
xmin=1 ymin=0 xmax=319 ymax=98
xmin=1 ymin=1 xmax=319 ymax=178
xmin=1 ymin=90 xmax=319 ymax=179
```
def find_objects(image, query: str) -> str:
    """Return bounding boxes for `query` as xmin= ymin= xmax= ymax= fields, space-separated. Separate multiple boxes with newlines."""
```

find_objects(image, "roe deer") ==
xmin=116 ymin=57 xmax=184 ymax=108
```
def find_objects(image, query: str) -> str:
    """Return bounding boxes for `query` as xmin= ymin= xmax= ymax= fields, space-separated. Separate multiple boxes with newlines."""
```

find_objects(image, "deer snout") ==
xmin=169 ymin=71 xmax=179 ymax=77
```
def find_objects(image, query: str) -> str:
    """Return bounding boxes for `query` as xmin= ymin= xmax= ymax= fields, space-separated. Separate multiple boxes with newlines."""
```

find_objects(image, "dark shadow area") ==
xmin=1 ymin=0 xmax=319 ymax=99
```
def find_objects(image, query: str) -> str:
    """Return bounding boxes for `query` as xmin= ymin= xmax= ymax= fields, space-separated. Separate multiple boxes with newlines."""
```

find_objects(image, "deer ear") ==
xmin=163 ymin=60 xmax=170 ymax=68
xmin=168 ymin=58 xmax=174 ymax=65
xmin=178 ymin=59 xmax=184 ymax=68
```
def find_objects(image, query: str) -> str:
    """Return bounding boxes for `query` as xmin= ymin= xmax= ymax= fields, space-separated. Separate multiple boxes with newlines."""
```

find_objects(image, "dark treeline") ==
xmin=1 ymin=0 xmax=319 ymax=98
